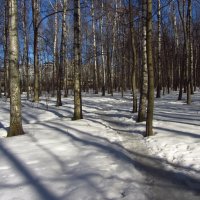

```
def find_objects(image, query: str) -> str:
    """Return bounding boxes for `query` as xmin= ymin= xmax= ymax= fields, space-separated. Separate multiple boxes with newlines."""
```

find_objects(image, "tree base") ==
xmin=7 ymin=125 xmax=25 ymax=137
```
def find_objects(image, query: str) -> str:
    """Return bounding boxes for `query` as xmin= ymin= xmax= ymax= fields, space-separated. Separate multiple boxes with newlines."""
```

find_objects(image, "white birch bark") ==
xmin=8 ymin=0 xmax=24 ymax=136
xmin=91 ymin=0 xmax=98 ymax=94
xmin=73 ymin=0 xmax=83 ymax=120
xmin=100 ymin=0 xmax=106 ymax=96
xmin=138 ymin=0 xmax=148 ymax=122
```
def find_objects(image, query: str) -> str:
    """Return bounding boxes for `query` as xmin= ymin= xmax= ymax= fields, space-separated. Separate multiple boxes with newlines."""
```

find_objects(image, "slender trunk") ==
xmin=177 ymin=0 xmax=187 ymax=101
xmin=32 ymin=0 xmax=39 ymax=102
xmin=106 ymin=39 xmax=111 ymax=94
xmin=138 ymin=0 xmax=148 ymax=122
xmin=8 ymin=0 xmax=24 ymax=137
xmin=188 ymin=0 xmax=193 ymax=97
xmin=63 ymin=1 xmax=68 ymax=97
xmin=129 ymin=0 xmax=137 ymax=113
xmin=73 ymin=0 xmax=82 ymax=120
xmin=193 ymin=44 xmax=197 ymax=91
xmin=172 ymin=2 xmax=179 ymax=91
xmin=100 ymin=0 xmax=106 ymax=96
xmin=110 ymin=1 xmax=118 ymax=96
xmin=121 ymin=29 xmax=125 ymax=98
xmin=56 ymin=0 xmax=67 ymax=106
xmin=186 ymin=0 xmax=191 ymax=104
xmin=4 ymin=1 xmax=9 ymax=98
xmin=146 ymin=0 xmax=154 ymax=137
xmin=156 ymin=0 xmax=161 ymax=98
xmin=52 ymin=0 xmax=58 ymax=97
xmin=22 ymin=0 xmax=29 ymax=100
xmin=91 ymin=0 xmax=98 ymax=94
xmin=190 ymin=42 xmax=194 ymax=94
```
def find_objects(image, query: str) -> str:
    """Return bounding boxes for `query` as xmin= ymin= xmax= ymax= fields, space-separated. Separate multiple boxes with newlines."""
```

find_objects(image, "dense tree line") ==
xmin=0 ymin=0 xmax=200 ymax=137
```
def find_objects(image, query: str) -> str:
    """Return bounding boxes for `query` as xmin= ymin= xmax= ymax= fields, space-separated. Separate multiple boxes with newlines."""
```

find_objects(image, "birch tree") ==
xmin=129 ymin=0 xmax=137 ymax=113
xmin=186 ymin=0 xmax=192 ymax=104
xmin=3 ymin=0 xmax=9 ymax=98
xmin=22 ymin=0 xmax=29 ymax=100
xmin=73 ymin=0 xmax=83 ymax=120
xmin=177 ymin=0 xmax=192 ymax=104
xmin=32 ymin=0 xmax=40 ymax=102
xmin=52 ymin=0 xmax=58 ymax=97
xmin=57 ymin=0 xmax=68 ymax=106
xmin=171 ymin=2 xmax=179 ymax=91
xmin=110 ymin=1 xmax=118 ymax=96
xmin=63 ymin=0 xmax=69 ymax=98
xmin=156 ymin=0 xmax=161 ymax=98
xmin=8 ymin=0 xmax=24 ymax=137
xmin=138 ymin=0 xmax=148 ymax=122
xmin=91 ymin=0 xmax=98 ymax=94
xmin=146 ymin=0 xmax=154 ymax=136
xmin=56 ymin=0 xmax=63 ymax=106
xmin=100 ymin=0 xmax=106 ymax=96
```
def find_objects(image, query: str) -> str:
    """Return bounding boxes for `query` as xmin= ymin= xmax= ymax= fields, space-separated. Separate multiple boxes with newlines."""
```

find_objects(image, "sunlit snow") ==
xmin=0 ymin=91 xmax=200 ymax=199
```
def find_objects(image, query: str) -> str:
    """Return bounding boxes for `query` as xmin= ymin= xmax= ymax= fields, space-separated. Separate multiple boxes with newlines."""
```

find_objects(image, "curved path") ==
xmin=0 ymin=94 xmax=200 ymax=199
xmin=86 ymin=96 xmax=200 ymax=200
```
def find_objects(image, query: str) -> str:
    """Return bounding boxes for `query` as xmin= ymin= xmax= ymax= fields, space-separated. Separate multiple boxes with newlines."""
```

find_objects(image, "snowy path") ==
xmin=0 ymin=119 xmax=150 ymax=200
xmin=85 ymin=102 xmax=200 ymax=200
xmin=0 ymin=92 xmax=200 ymax=199
xmin=95 ymin=114 xmax=200 ymax=200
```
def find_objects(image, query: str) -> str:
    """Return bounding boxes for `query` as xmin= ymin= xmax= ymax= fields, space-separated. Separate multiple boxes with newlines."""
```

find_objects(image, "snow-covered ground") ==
xmin=146 ymin=91 xmax=200 ymax=180
xmin=0 ymin=91 xmax=200 ymax=199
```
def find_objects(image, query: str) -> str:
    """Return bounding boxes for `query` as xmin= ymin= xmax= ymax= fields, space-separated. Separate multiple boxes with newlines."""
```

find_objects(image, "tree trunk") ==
xmin=8 ymin=0 xmax=24 ymax=137
xmin=193 ymin=44 xmax=197 ymax=91
xmin=138 ymin=0 xmax=148 ymax=122
xmin=186 ymin=0 xmax=191 ymax=104
xmin=177 ymin=0 xmax=187 ymax=101
xmin=52 ymin=0 xmax=58 ymax=97
xmin=73 ymin=0 xmax=83 ymax=120
xmin=32 ymin=0 xmax=39 ymax=102
xmin=100 ymin=0 xmax=106 ymax=96
xmin=91 ymin=0 xmax=98 ymax=94
xmin=146 ymin=0 xmax=154 ymax=137
xmin=110 ymin=1 xmax=118 ymax=96
xmin=57 ymin=0 xmax=68 ymax=106
xmin=129 ymin=0 xmax=137 ymax=113
xmin=156 ymin=0 xmax=161 ymax=98
xmin=106 ymin=38 xmax=111 ymax=94
xmin=22 ymin=0 xmax=29 ymax=100
xmin=172 ymin=2 xmax=179 ymax=91
xmin=188 ymin=0 xmax=193 ymax=97
xmin=63 ymin=0 xmax=68 ymax=98
xmin=4 ymin=0 xmax=10 ymax=98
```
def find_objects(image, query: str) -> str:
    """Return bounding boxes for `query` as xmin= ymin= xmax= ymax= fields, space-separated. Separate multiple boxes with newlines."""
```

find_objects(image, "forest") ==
xmin=0 ymin=0 xmax=200 ymax=199
xmin=0 ymin=0 xmax=200 ymax=136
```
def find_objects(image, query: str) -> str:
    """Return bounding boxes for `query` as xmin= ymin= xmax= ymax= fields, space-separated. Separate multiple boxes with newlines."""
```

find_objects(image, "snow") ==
xmin=145 ymin=91 xmax=200 ymax=180
xmin=0 ymin=91 xmax=200 ymax=199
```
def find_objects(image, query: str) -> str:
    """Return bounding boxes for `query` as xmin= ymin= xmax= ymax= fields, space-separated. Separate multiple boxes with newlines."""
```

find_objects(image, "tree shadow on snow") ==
xmin=0 ymin=119 xmax=200 ymax=199
xmin=154 ymin=113 xmax=200 ymax=126
xmin=0 ymin=142 xmax=59 ymax=200
xmin=0 ymin=122 xmax=8 ymax=131
xmin=39 ymin=121 xmax=200 ymax=197
xmin=154 ymin=126 xmax=200 ymax=139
